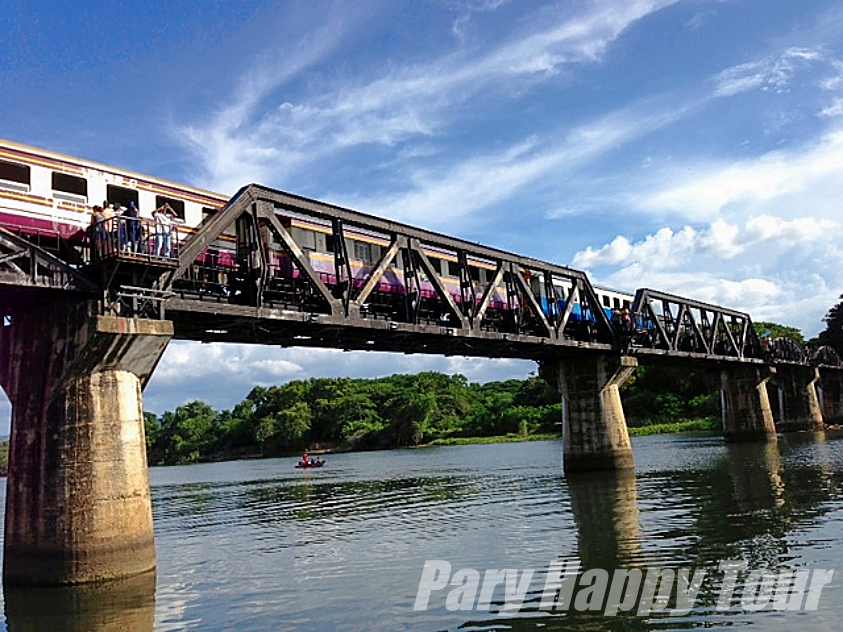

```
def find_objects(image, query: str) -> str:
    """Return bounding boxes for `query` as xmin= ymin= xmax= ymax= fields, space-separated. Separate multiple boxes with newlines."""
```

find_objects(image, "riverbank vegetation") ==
xmin=144 ymin=364 xmax=722 ymax=466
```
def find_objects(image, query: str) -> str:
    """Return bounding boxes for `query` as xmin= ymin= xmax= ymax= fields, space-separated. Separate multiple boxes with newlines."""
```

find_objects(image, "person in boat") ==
xmin=301 ymin=452 xmax=310 ymax=466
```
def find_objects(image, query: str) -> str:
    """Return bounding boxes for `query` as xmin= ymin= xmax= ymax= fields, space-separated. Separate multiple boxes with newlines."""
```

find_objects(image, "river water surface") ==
xmin=2 ymin=432 xmax=843 ymax=631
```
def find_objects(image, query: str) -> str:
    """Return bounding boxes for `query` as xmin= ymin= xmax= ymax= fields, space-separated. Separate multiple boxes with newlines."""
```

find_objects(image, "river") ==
xmin=2 ymin=431 xmax=843 ymax=631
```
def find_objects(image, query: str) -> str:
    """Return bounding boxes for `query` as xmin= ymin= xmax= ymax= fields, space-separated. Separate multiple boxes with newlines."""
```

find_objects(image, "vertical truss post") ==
xmin=402 ymin=245 xmax=420 ymax=324
xmin=505 ymin=263 xmax=520 ymax=335
xmin=332 ymin=218 xmax=353 ymax=315
xmin=544 ymin=271 xmax=558 ymax=330
xmin=457 ymin=250 xmax=476 ymax=325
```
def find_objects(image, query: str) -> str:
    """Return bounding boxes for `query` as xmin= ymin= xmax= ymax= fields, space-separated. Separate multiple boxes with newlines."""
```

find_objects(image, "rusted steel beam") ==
xmin=352 ymin=235 xmax=404 ymax=311
xmin=251 ymin=185 xmax=590 ymax=281
xmin=474 ymin=262 xmax=504 ymax=331
xmin=257 ymin=201 xmax=341 ymax=318
xmin=557 ymin=280 xmax=579 ymax=336
xmin=165 ymin=186 xmax=255 ymax=288
xmin=513 ymin=265 xmax=553 ymax=339
xmin=408 ymin=238 xmax=467 ymax=330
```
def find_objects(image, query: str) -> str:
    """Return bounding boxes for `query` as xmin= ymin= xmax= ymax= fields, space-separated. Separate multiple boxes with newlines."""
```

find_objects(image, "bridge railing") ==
xmin=88 ymin=217 xmax=181 ymax=264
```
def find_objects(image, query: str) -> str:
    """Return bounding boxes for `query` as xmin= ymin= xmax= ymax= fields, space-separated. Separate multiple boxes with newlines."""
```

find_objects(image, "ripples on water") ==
xmin=2 ymin=431 xmax=843 ymax=631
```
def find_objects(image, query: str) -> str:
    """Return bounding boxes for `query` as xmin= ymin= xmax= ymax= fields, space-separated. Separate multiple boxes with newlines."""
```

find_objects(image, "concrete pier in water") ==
xmin=543 ymin=354 xmax=638 ymax=474
xmin=720 ymin=366 xmax=777 ymax=442
xmin=0 ymin=301 xmax=171 ymax=586
xmin=772 ymin=366 xmax=825 ymax=432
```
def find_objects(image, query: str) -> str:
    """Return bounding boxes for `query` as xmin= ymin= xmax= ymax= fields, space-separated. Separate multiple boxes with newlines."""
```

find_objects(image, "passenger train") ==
xmin=0 ymin=139 xmax=634 ymax=325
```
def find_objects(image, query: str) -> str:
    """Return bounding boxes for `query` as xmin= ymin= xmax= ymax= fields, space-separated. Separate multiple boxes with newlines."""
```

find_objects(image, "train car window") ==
xmin=353 ymin=240 xmax=375 ymax=264
xmin=325 ymin=234 xmax=336 ymax=253
xmin=469 ymin=266 xmax=480 ymax=282
xmin=201 ymin=207 xmax=216 ymax=223
xmin=602 ymin=295 xmax=611 ymax=307
xmin=623 ymin=300 xmax=631 ymax=309
xmin=52 ymin=172 xmax=87 ymax=198
xmin=613 ymin=298 xmax=621 ymax=309
xmin=291 ymin=227 xmax=317 ymax=251
xmin=155 ymin=195 xmax=185 ymax=220
xmin=446 ymin=260 xmax=460 ymax=277
xmin=427 ymin=257 xmax=443 ymax=275
xmin=0 ymin=160 xmax=30 ymax=187
xmin=107 ymin=184 xmax=139 ymax=209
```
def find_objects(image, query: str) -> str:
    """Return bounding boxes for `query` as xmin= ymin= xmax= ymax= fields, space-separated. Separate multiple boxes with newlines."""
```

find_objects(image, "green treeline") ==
xmin=144 ymin=366 xmax=720 ymax=466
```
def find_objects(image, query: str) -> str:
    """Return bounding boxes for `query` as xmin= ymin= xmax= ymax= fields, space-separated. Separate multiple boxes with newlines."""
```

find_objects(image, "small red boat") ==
xmin=295 ymin=460 xmax=325 ymax=469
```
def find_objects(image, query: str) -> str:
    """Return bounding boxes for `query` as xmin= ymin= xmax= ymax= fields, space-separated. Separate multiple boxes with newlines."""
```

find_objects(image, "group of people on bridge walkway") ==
xmin=89 ymin=201 xmax=178 ymax=259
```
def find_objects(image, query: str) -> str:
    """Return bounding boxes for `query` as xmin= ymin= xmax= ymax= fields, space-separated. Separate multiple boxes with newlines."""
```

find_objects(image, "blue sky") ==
xmin=3 ymin=0 xmax=843 ymax=427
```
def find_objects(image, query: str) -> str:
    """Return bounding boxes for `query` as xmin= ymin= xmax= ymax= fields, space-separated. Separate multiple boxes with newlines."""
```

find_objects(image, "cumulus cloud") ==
xmin=572 ymin=214 xmax=843 ymax=335
xmin=575 ymin=215 xmax=839 ymax=270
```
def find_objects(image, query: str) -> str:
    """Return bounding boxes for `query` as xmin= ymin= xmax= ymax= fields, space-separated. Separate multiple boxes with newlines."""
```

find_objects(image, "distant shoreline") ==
xmin=0 ymin=420 xmax=721 ymax=476
xmin=418 ymin=418 xmax=718 ymax=448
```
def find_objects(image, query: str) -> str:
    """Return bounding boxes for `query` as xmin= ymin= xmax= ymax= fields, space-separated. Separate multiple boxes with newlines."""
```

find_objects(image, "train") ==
xmin=0 ymin=138 xmax=634 ymax=327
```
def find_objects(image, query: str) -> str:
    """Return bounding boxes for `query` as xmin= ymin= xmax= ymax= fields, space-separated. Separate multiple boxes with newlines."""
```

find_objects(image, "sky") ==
xmin=2 ymin=0 xmax=843 ymax=428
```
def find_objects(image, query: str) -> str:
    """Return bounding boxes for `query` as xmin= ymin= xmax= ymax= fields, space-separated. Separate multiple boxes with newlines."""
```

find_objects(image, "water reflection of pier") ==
xmin=467 ymin=432 xmax=841 ymax=631
xmin=4 ymin=571 xmax=155 ymax=632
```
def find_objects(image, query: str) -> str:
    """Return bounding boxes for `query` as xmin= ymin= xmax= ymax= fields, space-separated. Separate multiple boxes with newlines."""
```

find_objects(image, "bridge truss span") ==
xmin=158 ymin=185 xmax=629 ymax=360
xmin=139 ymin=183 xmax=809 ymax=366
xmin=629 ymin=288 xmax=766 ymax=365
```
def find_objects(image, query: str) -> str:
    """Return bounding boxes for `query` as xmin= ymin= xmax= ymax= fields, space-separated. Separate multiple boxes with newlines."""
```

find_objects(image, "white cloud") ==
xmin=575 ymin=215 xmax=839 ymax=270
xmin=819 ymin=97 xmax=843 ymax=118
xmin=338 ymin=99 xmax=687 ymax=229
xmin=819 ymin=60 xmax=843 ymax=90
xmin=633 ymin=128 xmax=843 ymax=220
xmin=450 ymin=0 xmax=511 ymax=41
xmin=713 ymin=47 xmax=822 ymax=97
xmin=572 ymin=214 xmax=843 ymax=335
xmin=177 ymin=0 xmax=677 ymax=194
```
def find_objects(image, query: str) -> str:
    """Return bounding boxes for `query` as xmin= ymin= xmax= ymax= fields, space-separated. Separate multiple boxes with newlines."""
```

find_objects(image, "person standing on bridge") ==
xmin=154 ymin=204 xmax=174 ymax=257
xmin=123 ymin=201 xmax=141 ymax=253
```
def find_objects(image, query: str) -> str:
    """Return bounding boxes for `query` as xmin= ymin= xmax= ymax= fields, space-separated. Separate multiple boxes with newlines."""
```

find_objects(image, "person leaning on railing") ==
xmin=153 ymin=204 xmax=176 ymax=257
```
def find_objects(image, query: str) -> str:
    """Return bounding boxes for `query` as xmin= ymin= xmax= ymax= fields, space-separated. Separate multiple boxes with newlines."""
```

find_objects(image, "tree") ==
xmin=256 ymin=401 xmax=312 ymax=454
xmin=754 ymin=321 xmax=805 ymax=345
xmin=817 ymin=298 xmax=843 ymax=353
xmin=154 ymin=401 xmax=220 ymax=464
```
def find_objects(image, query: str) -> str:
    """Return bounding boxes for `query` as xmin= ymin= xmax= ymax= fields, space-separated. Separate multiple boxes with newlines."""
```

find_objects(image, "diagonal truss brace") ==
xmin=408 ymin=238 xmax=467 ymax=329
xmin=257 ymin=201 xmax=341 ymax=318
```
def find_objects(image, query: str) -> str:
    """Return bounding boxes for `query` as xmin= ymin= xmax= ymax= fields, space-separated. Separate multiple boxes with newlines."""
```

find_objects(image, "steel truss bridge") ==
xmin=0 ymin=184 xmax=840 ymax=370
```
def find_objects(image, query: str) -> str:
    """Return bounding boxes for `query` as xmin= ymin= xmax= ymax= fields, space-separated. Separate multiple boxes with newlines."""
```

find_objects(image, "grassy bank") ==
xmin=425 ymin=432 xmax=561 ymax=447
xmin=423 ymin=419 xmax=719 ymax=447
xmin=628 ymin=418 xmax=719 ymax=436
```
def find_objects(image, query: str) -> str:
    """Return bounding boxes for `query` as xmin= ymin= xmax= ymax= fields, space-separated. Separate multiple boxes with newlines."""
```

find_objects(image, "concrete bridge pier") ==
xmin=772 ymin=367 xmax=825 ymax=432
xmin=720 ymin=366 xmax=777 ymax=442
xmin=818 ymin=370 xmax=843 ymax=425
xmin=0 ymin=301 xmax=172 ymax=586
xmin=542 ymin=354 xmax=638 ymax=474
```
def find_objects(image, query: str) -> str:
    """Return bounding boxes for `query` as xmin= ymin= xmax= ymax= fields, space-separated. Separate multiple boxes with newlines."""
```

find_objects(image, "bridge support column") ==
xmin=720 ymin=366 xmax=777 ymax=441
xmin=542 ymin=355 xmax=637 ymax=474
xmin=818 ymin=370 xmax=843 ymax=425
xmin=773 ymin=367 xmax=825 ymax=432
xmin=0 ymin=301 xmax=172 ymax=586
